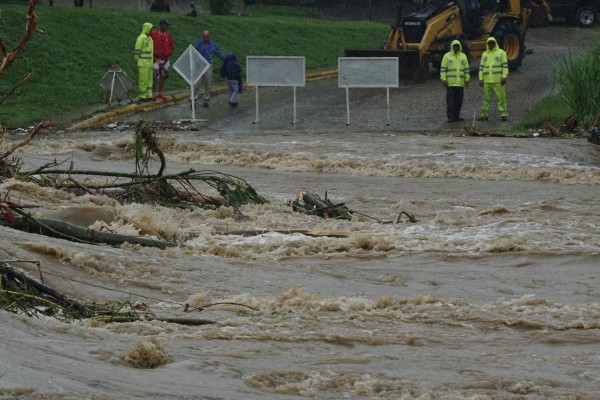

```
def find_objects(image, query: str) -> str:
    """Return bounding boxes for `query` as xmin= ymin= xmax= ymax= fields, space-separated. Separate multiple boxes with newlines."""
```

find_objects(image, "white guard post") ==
xmin=172 ymin=44 xmax=210 ymax=122
xmin=338 ymin=57 xmax=399 ymax=125
xmin=246 ymin=56 xmax=305 ymax=124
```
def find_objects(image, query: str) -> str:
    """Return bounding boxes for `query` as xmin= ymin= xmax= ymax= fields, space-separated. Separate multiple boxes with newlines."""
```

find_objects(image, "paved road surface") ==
xmin=121 ymin=26 xmax=599 ymax=134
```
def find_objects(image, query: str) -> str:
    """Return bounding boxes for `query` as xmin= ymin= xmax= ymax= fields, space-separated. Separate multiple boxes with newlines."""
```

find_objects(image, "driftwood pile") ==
xmin=290 ymin=191 xmax=417 ymax=224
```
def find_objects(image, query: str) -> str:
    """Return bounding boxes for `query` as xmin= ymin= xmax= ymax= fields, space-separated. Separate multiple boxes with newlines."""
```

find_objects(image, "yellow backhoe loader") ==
xmin=346 ymin=0 xmax=544 ymax=81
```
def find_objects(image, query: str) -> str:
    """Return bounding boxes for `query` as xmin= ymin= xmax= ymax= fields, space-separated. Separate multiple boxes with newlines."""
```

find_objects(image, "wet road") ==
xmin=118 ymin=26 xmax=599 ymax=134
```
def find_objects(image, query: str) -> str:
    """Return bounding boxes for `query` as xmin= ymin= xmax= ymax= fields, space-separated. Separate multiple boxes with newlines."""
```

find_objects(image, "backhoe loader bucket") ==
xmin=344 ymin=48 xmax=428 ymax=82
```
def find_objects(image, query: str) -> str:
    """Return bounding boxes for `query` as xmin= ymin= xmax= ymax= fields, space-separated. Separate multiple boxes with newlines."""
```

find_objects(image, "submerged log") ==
xmin=95 ymin=316 xmax=216 ymax=326
xmin=212 ymin=229 xmax=351 ymax=238
xmin=9 ymin=216 xmax=178 ymax=249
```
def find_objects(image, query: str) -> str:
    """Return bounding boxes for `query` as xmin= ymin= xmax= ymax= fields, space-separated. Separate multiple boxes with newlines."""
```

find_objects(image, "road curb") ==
xmin=68 ymin=70 xmax=339 ymax=132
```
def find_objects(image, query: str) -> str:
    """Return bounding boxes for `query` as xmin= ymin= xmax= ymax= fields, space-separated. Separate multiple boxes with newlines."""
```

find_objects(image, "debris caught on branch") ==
xmin=289 ymin=191 xmax=418 ymax=223
xmin=18 ymin=166 xmax=268 ymax=210
xmin=0 ymin=261 xmax=221 ymax=325
xmin=134 ymin=120 xmax=166 ymax=176
xmin=13 ymin=122 xmax=269 ymax=210
xmin=290 ymin=191 xmax=352 ymax=220
xmin=1 ymin=261 xmax=93 ymax=319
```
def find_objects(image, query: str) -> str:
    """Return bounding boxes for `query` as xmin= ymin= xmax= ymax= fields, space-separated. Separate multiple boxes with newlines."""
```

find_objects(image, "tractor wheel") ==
xmin=576 ymin=7 xmax=596 ymax=27
xmin=491 ymin=22 xmax=525 ymax=71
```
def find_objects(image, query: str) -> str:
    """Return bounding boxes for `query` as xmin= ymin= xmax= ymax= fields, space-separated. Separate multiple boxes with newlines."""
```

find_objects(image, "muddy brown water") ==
xmin=1 ymin=26 xmax=600 ymax=399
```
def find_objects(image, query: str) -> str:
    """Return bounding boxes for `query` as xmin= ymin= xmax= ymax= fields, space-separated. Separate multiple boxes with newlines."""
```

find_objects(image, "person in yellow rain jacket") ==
xmin=478 ymin=37 xmax=508 ymax=121
xmin=440 ymin=40 xmax=470 ymax=123
xmin=133 ymin=22 xmax=154 ymax=102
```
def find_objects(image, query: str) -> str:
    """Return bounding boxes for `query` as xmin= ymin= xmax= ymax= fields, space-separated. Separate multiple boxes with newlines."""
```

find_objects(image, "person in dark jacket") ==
xmin=219 ymin=53 xmax=243 ymax=107
xmin=193 ymin=30 xmax=225 ymax=107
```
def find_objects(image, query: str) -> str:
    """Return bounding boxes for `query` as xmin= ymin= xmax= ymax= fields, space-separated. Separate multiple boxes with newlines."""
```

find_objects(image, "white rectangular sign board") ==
xmin=247 ymin=56 xmax=305 ymax=87
xmin=338 ymin=57 xmax=399 ymax=88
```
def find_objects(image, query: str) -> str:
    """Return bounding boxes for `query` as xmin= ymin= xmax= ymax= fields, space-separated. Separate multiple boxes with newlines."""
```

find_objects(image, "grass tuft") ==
xmin=514 ymin=94 xmax=570 ymax=130
xmin=551 ymin=43 xmax=600 ymax=129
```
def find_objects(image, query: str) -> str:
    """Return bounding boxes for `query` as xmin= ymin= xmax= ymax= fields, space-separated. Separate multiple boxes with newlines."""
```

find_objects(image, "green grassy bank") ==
xmin=0 ymin=4 xmax=388 ymax=128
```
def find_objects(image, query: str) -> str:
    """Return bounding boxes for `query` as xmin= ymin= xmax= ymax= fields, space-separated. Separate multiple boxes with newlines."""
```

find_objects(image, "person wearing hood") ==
xmin=133 ymin=22 xmax=154 ymax=102
xmin=478 ymin=37 xmax=509 ymax=121
xmin=440 ymin=40 xmax=470 ymax=122
xmin=220 ymin=53 xmax=243 ymax=107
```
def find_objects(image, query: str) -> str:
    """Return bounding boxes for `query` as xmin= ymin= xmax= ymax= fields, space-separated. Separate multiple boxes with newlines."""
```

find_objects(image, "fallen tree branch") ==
xmin=9 ymin=215 xmax=179 ymax=249
xmin=1 ymin=261 xmax=92 ymax=316
xmin=0 ymin=121 xmax=49 ymax=161
xmin=94 ymin=316 xmax=216 ymax=326
xmin=208 ymin=229 xmax=351 ymax=238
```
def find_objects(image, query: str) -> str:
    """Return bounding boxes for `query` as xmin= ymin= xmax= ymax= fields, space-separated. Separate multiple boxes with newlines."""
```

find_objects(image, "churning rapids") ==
xmin=1 ymin=123 xmax=599 ymax=400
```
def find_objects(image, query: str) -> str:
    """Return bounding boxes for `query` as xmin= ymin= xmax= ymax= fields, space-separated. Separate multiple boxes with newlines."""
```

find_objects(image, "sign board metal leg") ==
xmin=292 ymin=86 xmax=297 ymax=125
xmin=386 ymin=87 xmax=391 ymax=126
xmin=346 ymin=87 xmax=350 ymax=125
xmin=254 ymin=86 xmax=260 ymax=124
xmin=108 ymin=73 xmax=115 ymax=107
xmin=191 ymin=85 xmax=196 ymax=121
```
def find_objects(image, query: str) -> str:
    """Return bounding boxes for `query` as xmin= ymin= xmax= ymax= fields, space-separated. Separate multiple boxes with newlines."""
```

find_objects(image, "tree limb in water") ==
xmin=9 ymin=215 xmax=179 ymax=249
xmin=0 ymin=121 xmax=49 ymax=161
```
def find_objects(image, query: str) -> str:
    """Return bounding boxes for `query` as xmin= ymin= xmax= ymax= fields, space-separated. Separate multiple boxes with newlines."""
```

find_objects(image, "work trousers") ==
xmin=137 ymin=66 xmax=153 ymax=99
xmin=481 ymin=82 xmax=508 ymax=118
xmin=194 ymin=65 xmax=213 ymax=104
xmin=227 ymin=80 xmax=239 ymax=104
xmin=446 ymin=86 xmax=464 ymax=120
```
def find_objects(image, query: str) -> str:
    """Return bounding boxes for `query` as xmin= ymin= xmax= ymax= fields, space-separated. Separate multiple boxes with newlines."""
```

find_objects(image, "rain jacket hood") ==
xmin=451 ymin=39 xmax=462 ymax=53
xmin=485 ymin=37 xmax=499 ymax=51
xmin=142 ymin=22 xmax=153 ymax=35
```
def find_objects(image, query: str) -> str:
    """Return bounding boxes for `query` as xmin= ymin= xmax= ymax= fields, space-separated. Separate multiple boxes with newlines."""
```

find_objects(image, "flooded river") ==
xmin=2 ymin=122 xmax=600 ymax=399
xmin=2 ymin=25 xmax=600 ymax=400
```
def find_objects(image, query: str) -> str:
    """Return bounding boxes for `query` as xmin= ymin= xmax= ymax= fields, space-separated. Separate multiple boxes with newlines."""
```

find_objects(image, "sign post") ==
xmin=173 ymin=44 xmax=210 ymax=122
xmin=338 ymin=57 xmax=399 ymax=125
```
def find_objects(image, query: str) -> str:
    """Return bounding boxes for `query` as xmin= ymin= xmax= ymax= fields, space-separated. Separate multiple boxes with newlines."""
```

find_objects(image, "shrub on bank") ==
xmin=553 ymin=43 xmax=600 ymax=129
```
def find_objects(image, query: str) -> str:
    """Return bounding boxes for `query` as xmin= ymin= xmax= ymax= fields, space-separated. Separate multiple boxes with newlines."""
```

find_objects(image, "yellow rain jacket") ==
xmin=478 ymin=37 xmax=508 ymax=83
xmin=440 ymin=40 xmax=470 ymax=87
xmin=134 ymin=22 xmax=154 ymax=68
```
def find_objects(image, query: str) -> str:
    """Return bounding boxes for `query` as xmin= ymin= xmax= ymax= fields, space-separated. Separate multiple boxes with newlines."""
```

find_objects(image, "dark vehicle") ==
xmin=547 ymin=0 xmax=598 ymax=27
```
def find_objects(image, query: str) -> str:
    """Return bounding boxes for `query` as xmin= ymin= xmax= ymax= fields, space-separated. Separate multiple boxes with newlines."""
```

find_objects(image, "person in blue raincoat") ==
xmin=219 ymin=53 xmax=243 ymax=107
